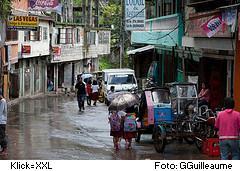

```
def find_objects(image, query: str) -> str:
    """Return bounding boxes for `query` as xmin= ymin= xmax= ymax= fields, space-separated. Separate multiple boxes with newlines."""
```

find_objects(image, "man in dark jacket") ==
xmin=75 ymin=77 xmax=86 ymax=111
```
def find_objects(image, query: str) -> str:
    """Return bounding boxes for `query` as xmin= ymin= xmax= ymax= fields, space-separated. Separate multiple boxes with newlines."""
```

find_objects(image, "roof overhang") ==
xmin=127 ymin=45 xmax=154 ymax=55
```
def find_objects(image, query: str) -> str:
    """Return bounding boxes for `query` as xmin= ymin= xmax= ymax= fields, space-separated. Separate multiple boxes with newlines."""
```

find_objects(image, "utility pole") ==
xmin=120 ymin=0 xmax=125 ymax=68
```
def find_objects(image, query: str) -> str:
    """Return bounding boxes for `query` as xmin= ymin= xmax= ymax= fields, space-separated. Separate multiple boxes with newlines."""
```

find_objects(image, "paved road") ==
xmin=1 ymin=95 xmax=218 ymax=160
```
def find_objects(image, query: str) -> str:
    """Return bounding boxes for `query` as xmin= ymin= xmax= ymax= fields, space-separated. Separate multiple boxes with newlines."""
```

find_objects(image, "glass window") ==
xmin=43 ymin=27 xmax=48 ymax=40
xmin=98 ymin=32 xmax=110 ymax=44
xmin=87 ymin=32 xmax=96 ymax=45
xmin=6 ymin=30 xmax=18 ymax=41
xmin=108 ymin=74 xmax=136 ymax=85
xmin=30 ymin=27 xmax=41 ymax=41
xmin=152 ymin=90 xmax=170 ymax=103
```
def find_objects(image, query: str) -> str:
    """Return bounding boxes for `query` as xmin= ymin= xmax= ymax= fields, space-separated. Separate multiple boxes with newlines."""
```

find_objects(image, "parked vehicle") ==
xmin=102 ymin=68 xmax=138 ymax=105
xmin=136 ymin=87 xmax=172 ymax=152
xmin=136 ymin=82 xmax=200 ymax=153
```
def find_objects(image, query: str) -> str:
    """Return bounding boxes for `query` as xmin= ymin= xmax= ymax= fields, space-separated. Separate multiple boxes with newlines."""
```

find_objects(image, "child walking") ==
xmin=123 ymin=106 xmax=137 ymax=149
xmin=109 ymin=111 xmax=123 ymax=150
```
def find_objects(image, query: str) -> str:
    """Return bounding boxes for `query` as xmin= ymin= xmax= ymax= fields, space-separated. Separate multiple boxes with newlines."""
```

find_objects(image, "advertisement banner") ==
xmin=29 ymin=0 xmax=60 ymax=11
xmin=7 ymin=16 xmax=39 ymax=31
xmin=22 ymin=45 xmax=31 ymax=54
xmin=52 ymin=46 xmax=61 ymax=61
xmin=125 ymin=0 xmax=145 ymax=31
xmin=201 ymin=15 xmax=223 ymax=38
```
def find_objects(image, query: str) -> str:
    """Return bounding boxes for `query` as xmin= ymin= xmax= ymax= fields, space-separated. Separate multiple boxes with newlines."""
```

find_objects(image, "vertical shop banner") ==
xmin=125 ymin=0 xmax=145 ymax=31
xmin=29 ymin=0 xmax=61 ymax=12
xmin=52 ymin=46 xmax=61 ymax=61
xmin=201 ymin=15 xmax=223 ymax=38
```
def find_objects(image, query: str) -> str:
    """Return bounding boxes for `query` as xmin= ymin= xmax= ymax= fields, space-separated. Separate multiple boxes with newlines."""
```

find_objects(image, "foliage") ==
xmin=73 ymin=0 xmax=82 ymax=5
xmin=99 ymin=55 xmax=118 ymax=70
xmin=0 ymin=0 xmax=11 ymax=20
xmin=99 ymin=1 xmax=121 ymax=47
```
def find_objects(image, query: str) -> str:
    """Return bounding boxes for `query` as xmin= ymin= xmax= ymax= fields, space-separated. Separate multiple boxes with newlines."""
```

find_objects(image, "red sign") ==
xmin=22 ymin=45 xmax=31 ymax=54
xmin=188 ymin=12 xmax=231 ymax=38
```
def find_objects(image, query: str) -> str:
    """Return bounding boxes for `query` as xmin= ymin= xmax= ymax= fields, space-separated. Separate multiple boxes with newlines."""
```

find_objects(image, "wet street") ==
xmin=1 ymin=95 xmax=218 ymax=160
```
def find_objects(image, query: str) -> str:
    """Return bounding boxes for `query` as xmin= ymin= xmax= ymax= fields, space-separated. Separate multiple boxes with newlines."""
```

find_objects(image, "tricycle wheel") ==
xmin=135 ymin=131 xmax=141 ymax=142
xmin=195 ymin=137 xmax=203 ymax=151
xmin=184 ymin=137 xmax=195 ymax=144
xmin=153 ymin=127 xmax=166 ymax=153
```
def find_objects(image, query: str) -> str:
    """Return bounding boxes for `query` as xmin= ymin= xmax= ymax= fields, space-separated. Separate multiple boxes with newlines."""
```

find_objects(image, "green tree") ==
xmin=0 ymin=0 xmax=11 ymax=20
xmin=99 ymin=1 xmax=123 ymax=69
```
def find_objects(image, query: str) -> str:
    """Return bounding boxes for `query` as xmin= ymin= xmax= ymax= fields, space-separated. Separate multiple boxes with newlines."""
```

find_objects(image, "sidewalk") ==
xmin=7 ymin=91 xmax=76 ymax=106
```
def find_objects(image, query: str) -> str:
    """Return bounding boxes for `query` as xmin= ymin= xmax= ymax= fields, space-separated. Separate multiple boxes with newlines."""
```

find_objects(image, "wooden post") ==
xmin=234 ymin=34 xmax=240 ymax=112
xmin=234 ymin=12 xmax=240 ymax=112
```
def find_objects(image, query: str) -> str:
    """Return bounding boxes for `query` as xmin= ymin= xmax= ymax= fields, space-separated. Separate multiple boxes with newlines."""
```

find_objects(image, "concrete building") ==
xmin=49 ymin=0 xmax=111 ymax=92
xmin=128 ymin=0 xmax=186 ymax=87
xmin=183 ymin=0 xmax=236 ymax=109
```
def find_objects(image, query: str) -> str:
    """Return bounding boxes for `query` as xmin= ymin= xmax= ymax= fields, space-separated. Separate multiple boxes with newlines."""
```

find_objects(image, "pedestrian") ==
xmin=86 ymin=79 xmax=92 ymax=106
xmin=109 ymin=110 xmax=123 ymax=150
xmin=215 ymin=97 xmax=240 ymax=160
xmin=75 ymin=77 xmax=86 ymax=112
xmin=0 ymin=93 xmax=8 ymax=155
xmin=91 ymin=80 xmax=99 ymax=106
xmin=123 ymin=106 xmax=137 ymax=150
xmin=198 ymin=82 xmax=210 ymax=107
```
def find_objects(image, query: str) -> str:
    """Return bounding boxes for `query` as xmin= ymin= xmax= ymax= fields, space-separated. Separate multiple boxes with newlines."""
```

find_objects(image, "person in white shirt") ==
xmin=0 ymin=93 xmax=7 ymax=155
xmin=92 ymin=80 xmax=99 ymax=106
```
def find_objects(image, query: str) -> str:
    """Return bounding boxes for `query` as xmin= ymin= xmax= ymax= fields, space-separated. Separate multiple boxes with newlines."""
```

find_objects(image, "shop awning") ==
xmin=127 ymin=45 xmax=154 ymax=55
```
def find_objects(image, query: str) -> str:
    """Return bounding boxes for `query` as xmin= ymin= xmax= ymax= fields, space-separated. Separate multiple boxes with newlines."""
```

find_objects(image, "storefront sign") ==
xmin=29 ymin=0 xmax=60 ymax=12
xmin=7 ymin=16 xmax=39 ymax=31
xmin=201 ymin=15 xmax=223 ymax=38
xmin=52 ymin=46 xmax=61 ymax=61
xmin=22 ymin=45 xmax=31 ymax=54
xmin=125 ymin=0 xmax=145 ymax=31
xmin=188 ymin=12 xmax=231 ymax=38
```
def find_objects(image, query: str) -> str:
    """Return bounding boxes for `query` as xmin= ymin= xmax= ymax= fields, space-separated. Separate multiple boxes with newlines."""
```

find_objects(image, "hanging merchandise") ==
xmin=222 ymin=7 xmax=237 ymax=32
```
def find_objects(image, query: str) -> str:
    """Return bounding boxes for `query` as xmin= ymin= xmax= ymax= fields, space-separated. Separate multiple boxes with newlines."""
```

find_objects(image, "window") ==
xmin=98 ymin=32 xmax=110 ymax=44
xmin=6 ymin=30 xmax=18 ymax=41
xmin=43 ymin=27 xmax=48 ymax=40
xmin=30 ymin=27 xmax=41 ymax=41
xmin=75 ymin=28 xmax=81 ymax=43
xmin=157 ymin=0 xmax=177 ymax=17
xmin=24 ymin=31 xmax=30 ymax=42
xmin=108 ymin=74 xmax=136 ymax=85
xmin=152 ymin=90 xmax=170 ymax=103
xmin=59 ymin=28 xmax=72 ymax=44
xmin=87 ymin=32 xmax=96 ymax=45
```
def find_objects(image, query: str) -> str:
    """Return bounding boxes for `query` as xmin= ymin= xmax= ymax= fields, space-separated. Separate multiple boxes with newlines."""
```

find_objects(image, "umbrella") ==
xmin=107 ymin=91 xmax=129 ymax=102
xmin=108 ymin=93 xmax=139 ymax=111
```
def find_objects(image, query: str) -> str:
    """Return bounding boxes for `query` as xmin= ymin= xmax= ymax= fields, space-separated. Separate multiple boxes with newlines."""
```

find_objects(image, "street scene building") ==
xmin=1 ymin=0 xmax=111 ymax=99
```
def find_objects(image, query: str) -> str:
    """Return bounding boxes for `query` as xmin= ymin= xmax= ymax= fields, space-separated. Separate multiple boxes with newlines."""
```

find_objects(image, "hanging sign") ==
xmin=7 ymin=16 xmax=39 ymax=31
xmin=125 ymin=0 xmax=145 ymax=31
xmin=201 ymin=15 xmax=223 ymax=38
xmin=22 ymin=45 xmax=31 ymax=54
xmin=52 ymin=46 xmax=61 ymax=61
xmin=29 ymin=0 xmax=60 ymax=12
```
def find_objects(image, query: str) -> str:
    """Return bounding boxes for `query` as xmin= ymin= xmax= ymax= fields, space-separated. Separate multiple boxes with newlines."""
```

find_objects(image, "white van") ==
xmin=102 ymin=68 xmax=138 ymax=104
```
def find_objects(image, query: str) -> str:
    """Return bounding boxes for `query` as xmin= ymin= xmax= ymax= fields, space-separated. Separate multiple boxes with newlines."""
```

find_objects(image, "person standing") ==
xmin=0 ymin=93 xmax=8 ymax=155
xmin=75 ymin=77 xmax=86 ymax=111
xmin=198 ymin=82 xmax=210 ymax=107
xmin=86 ymin=79 xmax=92 ymax=106
xmin=91 ymin=80 xmax=99 ymax=106
xmin=215 ymin=97 xmax=240 ymax=160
